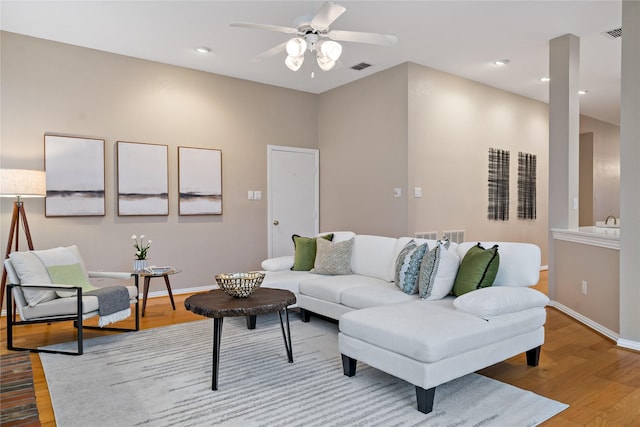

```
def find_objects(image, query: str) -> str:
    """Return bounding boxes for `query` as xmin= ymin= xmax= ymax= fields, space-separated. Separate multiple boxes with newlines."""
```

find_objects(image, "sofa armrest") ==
xmin=88 ymin=271 xmax=133 ymax=280
xmin=261 ymin=256 xmax=294 ymax=271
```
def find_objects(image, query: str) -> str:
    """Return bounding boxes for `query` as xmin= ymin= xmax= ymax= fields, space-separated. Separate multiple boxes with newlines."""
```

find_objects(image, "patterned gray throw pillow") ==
xmin=311 ymin=237 xmax=354 ymax=275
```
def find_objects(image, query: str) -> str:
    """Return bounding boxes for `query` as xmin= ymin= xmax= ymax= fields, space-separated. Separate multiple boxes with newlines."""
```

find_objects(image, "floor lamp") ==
xmin=1 ymin=169 xmax=46 ymax=309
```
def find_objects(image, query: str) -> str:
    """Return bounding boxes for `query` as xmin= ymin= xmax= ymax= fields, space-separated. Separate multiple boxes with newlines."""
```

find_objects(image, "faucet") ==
xmin=605 ymin=215 xmax=617 ymax=225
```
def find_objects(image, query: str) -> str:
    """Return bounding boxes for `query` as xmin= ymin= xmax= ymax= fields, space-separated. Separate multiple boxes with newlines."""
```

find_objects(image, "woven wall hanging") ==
xmin=488 ymin=148 xmax=510 ymax=221
xmin=518 ymin=152 xmax=537 ymax=219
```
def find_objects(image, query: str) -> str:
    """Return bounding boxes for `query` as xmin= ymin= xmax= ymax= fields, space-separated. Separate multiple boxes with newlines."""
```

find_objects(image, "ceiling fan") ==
xmin=230 ymin=2 xmax=398 ymax=72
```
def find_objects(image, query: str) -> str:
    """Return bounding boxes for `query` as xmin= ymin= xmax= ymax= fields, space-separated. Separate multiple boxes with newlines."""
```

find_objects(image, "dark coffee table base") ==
xmin=184 ymin=288 xmax=297 ymax=391
xmin=210 ymin=308 xmax=293 ymax=390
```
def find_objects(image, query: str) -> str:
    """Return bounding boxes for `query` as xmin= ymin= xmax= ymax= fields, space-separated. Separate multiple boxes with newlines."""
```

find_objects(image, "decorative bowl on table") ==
xmin=215 ymin=271 xmax=265 ymax=298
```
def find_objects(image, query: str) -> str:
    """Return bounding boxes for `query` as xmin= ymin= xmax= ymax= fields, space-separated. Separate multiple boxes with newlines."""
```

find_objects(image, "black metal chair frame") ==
xmin=6 ymin=275 xmax=139 ymax=356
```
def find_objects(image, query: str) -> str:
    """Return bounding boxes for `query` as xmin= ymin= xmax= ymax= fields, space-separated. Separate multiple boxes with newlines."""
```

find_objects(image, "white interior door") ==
xmin=268 ymin=145 xmax=319 ymax=258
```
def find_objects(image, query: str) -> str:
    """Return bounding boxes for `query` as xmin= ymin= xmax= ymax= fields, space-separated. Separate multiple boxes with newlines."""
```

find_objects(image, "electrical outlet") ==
xmin=581 ymin=280 xmax=588 ymax=295
xmin=393 ymin=188 xmax=402 ymax=198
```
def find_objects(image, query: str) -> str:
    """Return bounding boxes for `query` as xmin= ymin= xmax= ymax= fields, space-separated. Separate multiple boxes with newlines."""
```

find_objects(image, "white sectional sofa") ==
xmin=260 ymin=232 xmax=549 ymax=414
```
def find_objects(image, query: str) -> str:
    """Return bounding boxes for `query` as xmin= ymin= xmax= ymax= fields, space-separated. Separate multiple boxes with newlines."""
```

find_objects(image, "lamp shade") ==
xmin=0 ymin=169 xmax=46 ymax=198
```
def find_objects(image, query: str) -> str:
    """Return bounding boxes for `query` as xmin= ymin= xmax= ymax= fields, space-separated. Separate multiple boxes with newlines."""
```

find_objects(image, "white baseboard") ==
xmin=616 ymin=338 xmax=640 ymax=352
xmin=549 ymin=300 xmax=640 ymax=351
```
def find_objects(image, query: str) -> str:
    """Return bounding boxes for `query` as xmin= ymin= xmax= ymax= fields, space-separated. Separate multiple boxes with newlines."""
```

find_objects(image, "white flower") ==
xmin=131 ymin=234 xmax=137 ymax=240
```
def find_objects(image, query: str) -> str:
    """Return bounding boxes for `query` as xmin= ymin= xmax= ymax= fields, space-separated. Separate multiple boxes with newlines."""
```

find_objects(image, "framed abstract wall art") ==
xmin=117 ymin=141 xmax=169 ymax=216
xmin=178 ymin=146 xmax=222 ymax=215
xmin=44 ymin=134 xmax=105 ymax=217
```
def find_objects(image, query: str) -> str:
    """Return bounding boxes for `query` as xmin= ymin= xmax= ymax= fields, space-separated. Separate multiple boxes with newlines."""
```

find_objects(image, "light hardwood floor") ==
xmin=2 ymin=271 xmax=639 ymax=426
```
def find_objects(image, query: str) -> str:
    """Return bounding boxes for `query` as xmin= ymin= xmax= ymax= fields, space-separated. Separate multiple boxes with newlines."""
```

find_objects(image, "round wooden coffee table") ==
xmin=184 ymin=288 xmax=297 ymax=390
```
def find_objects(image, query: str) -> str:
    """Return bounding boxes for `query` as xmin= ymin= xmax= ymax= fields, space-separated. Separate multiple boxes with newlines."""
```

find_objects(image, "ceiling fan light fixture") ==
xmin=286 ymin=37 xmax=307 ymax=57
xmin=285 ymin=54 xmax=304 ymax=71
xmin=320 ymin=40 xmax=342 ymax=61
xmin=316 ymin=53 xmax=336 ymax=71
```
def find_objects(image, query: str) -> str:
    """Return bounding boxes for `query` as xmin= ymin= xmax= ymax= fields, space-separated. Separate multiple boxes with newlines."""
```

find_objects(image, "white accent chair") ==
xmin=4 ymin=245 xmax=139 ymax=355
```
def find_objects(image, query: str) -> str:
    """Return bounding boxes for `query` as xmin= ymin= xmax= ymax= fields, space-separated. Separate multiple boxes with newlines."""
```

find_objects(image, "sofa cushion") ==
xmin=394 ymin=241 xmax=428 ymax=295
xmin=261 ymin=256 xmax=294 ymax=271
xmin=453 ymin=243 xmax=500 ymax=296
xmin=340 ymin=282 xmax=416 ymax=309
xmin=456 ymin=241 xmax=540 ymax=287
xmin=311 ymin=237 xmax=354 ymax=275
xmin=454 ymin=287 xmax=549 ymax=319
xmin=418 ymin=240 xmax=460 ymax=300
xmin=339 ymin=299 xmax=546 ymax=363
xmin=260 ymin=270 xmax=319 ymax=294
xmin=351 ymin=235 xmax=399 ymax=282
xmin=291 ymin=234 xmax=333 ymax=271
xmin=299 ymin=274 xmax=381 ymax=304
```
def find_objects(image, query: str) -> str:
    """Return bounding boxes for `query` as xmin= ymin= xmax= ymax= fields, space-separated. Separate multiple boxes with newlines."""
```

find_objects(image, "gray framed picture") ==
xmin=117 ymin=141 xmax=169 ymax=216
xmin=44 ymin=134 xmax=105 ymax=217
xmin=178 ymin=146 xmax=222 ymax=215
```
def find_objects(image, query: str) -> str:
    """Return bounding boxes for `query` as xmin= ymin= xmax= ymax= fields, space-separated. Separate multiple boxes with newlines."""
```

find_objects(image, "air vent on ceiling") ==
xmin=351 ymin=62 xmax=372 ymax=71
xmin=602 ymin=27 xmax=622 ymax=39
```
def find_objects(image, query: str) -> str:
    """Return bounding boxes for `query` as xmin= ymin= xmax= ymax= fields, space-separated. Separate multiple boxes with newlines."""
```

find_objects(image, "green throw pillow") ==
xmin=291 ymin=233 xmax=333 ymax=271
xmin=48 ymin=263 xmax=97 ymax=297
xmin=452 ymin=243 xmax=500 ymax=296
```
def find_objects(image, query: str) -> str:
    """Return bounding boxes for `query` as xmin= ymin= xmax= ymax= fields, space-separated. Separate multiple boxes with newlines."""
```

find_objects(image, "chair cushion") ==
xmin=19 ymin=285 xmax=138 ymax=321
xmin=9 ymin=246 xmax=96 ymax=303
xmin=9 ymin=252 xmax=57 ymax=306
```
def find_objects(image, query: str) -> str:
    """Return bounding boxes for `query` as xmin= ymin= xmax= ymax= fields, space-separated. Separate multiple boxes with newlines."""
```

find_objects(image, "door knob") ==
xmin=273 ymin=220 xmax=279 ymax=225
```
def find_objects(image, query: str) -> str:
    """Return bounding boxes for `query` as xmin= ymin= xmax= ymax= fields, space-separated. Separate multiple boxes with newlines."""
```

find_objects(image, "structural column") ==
xmin=618 ymin=0 xmax=640 ymax=348
xmin=548 ymin=34 xmax=580 ymax=299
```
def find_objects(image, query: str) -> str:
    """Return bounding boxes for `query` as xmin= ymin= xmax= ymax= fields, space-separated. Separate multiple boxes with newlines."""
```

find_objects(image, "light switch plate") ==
xmin=414 ymin=187 xmax=422 ymax=198
xmin=248 ymin=190 xmax=254 ymax=200
xmin=254 ymin=190 xmax=262 ymax=200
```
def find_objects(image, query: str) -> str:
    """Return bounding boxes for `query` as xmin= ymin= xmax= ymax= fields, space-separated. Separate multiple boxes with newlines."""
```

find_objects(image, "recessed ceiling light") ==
xmin=579 ymin=90 xmax=589 ymax=95
xmin=195 ymin=47 xmax=211 ymax=54
xmin=539 ymin=76 xmax=550 ymax=82
xmin=493 ymin=59 xmax=509 ymax=66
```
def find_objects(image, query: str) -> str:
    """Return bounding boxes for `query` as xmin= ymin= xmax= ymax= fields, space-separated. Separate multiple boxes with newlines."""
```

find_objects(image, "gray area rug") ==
xmin=40 ymin=313 xmax=567 ymax=426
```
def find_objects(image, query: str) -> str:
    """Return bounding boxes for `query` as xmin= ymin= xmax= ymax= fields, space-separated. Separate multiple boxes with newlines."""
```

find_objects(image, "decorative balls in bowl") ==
xmin=215 ymin=271 xmax=265 ymax=298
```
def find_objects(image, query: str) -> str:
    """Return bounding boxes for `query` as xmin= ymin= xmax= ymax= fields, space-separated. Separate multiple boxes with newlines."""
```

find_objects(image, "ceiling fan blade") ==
xmin=311 ymin=2 xmax=346 ymax=30
xmin=230 ymin=22 xmax=299 ymax=35
xmin=252 ymin=41 xmax=287 ymax=63
xmin=327 ymin=29 xmax=398 ymax=46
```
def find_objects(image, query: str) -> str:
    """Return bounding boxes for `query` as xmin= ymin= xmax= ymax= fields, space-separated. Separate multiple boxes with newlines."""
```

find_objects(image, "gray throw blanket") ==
xmin=85 ymin=286 xmax=131 ymax=326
